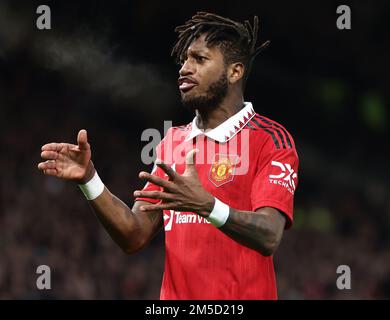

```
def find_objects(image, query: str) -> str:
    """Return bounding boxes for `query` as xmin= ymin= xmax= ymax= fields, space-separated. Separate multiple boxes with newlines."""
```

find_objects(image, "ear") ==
xmin=227 ymin=62 xmax=245 ymax=85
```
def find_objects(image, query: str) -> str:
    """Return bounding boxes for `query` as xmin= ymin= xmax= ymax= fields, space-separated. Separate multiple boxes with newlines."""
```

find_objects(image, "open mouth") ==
xmin=178 ymin=77 xmax=198 ymax=93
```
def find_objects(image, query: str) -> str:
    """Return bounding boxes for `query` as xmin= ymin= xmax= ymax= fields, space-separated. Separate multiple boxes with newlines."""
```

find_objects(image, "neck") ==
xmin=195 ymin=93 xmax=244 ymax=131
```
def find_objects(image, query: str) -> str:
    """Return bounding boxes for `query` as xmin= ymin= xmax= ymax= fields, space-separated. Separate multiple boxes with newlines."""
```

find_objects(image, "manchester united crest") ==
xmin=209 ymin=154 xmax=239 ymax=187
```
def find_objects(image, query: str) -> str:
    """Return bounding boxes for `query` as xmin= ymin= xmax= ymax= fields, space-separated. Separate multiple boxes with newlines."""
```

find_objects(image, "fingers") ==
xmin=186 ymin=149 xmax=199 ymax=165
xmin=42 ymin=169 xmax=58 ymax=176
xmin=38 ymin=160 xmax=57 ymax=170
xmin=133 ymin=190 xmax=175 ymax=201
xmin=38 ymin=160 xmax=59 ymax=177
xmin=139 ymin=171 xmax=173 ymax=189
xmin=41 ymin=143 xmax=63 ymax=152
xmin=155 ymin=159 xmax=178 ymax=181
xmin=140 ymin=202 xmax=177 ymax=212
xmin=184 ymin=149 xmax=199 ymax=174
xmin=77 ymin=129 xmax=89 ymax=151
xmin=40 ymin=150 xmax=59 ymax=160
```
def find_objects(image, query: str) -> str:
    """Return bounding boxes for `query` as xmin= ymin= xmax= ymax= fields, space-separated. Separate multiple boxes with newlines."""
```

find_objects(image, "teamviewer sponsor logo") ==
xmin=164 ymin=211 xmax=175 ymax=231
xmin=269 ymin=161 xmax=297 ymax=194
xmin=164 ymin=210 xmax=210 ymax=231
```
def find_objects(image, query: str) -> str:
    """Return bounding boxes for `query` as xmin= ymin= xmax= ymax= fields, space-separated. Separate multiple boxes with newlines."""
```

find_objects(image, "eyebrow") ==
xmin=187 ymin=48 xmax=209 ymax=56
xmin=180 ymin=48 xmax=211 ymax=62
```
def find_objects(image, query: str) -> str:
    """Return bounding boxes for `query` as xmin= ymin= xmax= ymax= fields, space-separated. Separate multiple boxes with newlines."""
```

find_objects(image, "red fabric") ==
xmin=135 ymin=114 xmax=299 ymax=300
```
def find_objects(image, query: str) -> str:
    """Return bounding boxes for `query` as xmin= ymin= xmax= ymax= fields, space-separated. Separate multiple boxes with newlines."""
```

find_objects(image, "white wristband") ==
xmin=78 ymin=171 xmax=105 ymax=200
xmin=206 ymin=197 xmax=230 ymax=228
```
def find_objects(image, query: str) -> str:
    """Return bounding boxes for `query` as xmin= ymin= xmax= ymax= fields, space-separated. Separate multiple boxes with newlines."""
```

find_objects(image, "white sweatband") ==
xmin=78 ymin=171 xmax=105 ymax=200
xmin=206 ymin=197 xmax=230 ymax=228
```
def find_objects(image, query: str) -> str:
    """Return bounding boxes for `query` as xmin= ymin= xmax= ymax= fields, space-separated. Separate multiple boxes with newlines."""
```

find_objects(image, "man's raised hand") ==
xmin=134 ymin=149 xmax=215 ymax=215
xmin=38 ymin=129 xmax=95 ymax=183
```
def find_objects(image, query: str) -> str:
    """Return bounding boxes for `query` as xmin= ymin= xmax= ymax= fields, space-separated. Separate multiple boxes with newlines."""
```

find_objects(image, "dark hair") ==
xmin=171 ymin=11 xmax=270 ymax=86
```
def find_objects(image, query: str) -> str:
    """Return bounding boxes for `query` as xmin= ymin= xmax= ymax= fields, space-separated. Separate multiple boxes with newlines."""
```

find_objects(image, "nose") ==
xmin=179 ymin=59 xmax=195 ymax=77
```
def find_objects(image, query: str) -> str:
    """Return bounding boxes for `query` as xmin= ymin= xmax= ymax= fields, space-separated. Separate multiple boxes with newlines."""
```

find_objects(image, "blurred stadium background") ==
xmin=0 ymin=0 xmax=389 ymax=299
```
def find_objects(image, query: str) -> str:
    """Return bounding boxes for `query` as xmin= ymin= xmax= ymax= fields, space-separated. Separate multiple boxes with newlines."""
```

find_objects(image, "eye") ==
xmin=195 ymin=55 xmax=207 ymax=62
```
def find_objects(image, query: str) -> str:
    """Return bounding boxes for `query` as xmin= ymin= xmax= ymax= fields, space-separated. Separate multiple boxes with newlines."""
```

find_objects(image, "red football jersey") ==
xmin=135 ymin=102 xmax=299 ymax=300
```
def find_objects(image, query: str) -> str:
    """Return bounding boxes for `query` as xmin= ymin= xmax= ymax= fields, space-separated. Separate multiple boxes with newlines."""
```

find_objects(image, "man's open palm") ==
xmin=38 ymin=129 xmax=92 ymax=183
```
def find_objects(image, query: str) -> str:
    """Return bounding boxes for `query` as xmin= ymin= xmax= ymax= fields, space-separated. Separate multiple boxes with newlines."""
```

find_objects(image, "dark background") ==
xmin=0 ymin=0 xmax=389 ymax=299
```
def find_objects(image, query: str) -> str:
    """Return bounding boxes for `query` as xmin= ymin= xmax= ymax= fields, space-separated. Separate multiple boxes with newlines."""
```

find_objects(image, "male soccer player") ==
xmin=38 ymin=12 xmax=299 ymax=299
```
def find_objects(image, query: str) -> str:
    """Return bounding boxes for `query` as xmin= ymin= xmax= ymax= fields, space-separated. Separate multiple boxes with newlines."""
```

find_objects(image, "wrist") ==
xmin=78 ymin=170 xmax=105 ymax=200
xmin=79 ymin=161 xmax=95 ymax=184
xmin=204 ymin=195 xmax=216 ymax=214
xmin=206 ymin=197 xmax=230 ymax=228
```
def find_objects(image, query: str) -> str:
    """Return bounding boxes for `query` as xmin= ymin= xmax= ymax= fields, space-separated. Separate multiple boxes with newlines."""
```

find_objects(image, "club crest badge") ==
xmin=209 ymin=154 xmax=239 ymax=187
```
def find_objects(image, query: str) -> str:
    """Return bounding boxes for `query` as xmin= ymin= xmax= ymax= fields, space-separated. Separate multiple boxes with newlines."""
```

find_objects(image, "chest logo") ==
xmin=209 ymin=154 xmax=239 ymax=187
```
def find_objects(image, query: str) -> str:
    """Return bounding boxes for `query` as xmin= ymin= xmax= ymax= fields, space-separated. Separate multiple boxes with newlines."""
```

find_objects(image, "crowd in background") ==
xmin=1 ymin=103 xmax=389 ymax=299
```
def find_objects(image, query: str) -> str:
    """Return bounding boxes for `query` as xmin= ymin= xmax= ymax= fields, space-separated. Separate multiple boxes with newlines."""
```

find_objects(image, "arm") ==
xmin=219 ymin=207 xmax=286 ymax=256
xmin=38 ymin=129 xmax=163 ymax=254
xmin=88 ymin=183 xmax=163 ymax=254
xmin=134 ymin=149 xmax=286 ymax=256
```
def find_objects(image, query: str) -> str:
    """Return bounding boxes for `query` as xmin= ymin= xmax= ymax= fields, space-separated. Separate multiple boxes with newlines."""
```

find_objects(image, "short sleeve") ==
xmin=251 ymin=136 xmax=299 ymax=229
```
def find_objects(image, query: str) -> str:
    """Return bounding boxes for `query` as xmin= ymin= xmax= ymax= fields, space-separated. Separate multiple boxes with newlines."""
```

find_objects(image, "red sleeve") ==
xmin=134 ymin=131 xmax=169 ymax=204
xmin=251 ymin=136 xmax=299 ymax=229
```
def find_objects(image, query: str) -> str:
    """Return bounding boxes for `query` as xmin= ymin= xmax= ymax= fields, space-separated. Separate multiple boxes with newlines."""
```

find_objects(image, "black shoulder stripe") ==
xmin=256 ymin=115 xmax=292 ymax=149
xmin=252 ymin=118 xmax=286 ymax=149
xmin=251 ymin=118 xmax=280 ymax=149
xmin=246 ymin=122 xmax=257 ymax=130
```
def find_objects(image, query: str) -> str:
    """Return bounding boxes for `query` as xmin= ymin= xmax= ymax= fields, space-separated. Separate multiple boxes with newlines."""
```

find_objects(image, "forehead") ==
xmin=185 ymin=33 xmax=223 ymax=57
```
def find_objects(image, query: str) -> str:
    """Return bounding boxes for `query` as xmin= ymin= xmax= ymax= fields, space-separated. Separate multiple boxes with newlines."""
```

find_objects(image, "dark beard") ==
xmin=181 ymin=73 xmax=228 ymax=112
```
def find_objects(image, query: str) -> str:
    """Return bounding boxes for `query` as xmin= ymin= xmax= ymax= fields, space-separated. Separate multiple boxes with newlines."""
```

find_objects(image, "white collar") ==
xmin=185 ymin=102 xmax=256 ymax=143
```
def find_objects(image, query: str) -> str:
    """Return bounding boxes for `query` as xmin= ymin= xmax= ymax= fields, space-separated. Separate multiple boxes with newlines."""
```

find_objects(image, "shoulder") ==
xmin=246 ymin=113 xmax=296 ymax=151
xmin=165 ymin=122 xmax=192 ymax=137
xmin=170 ymin=122 xmax=192 ymax=133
